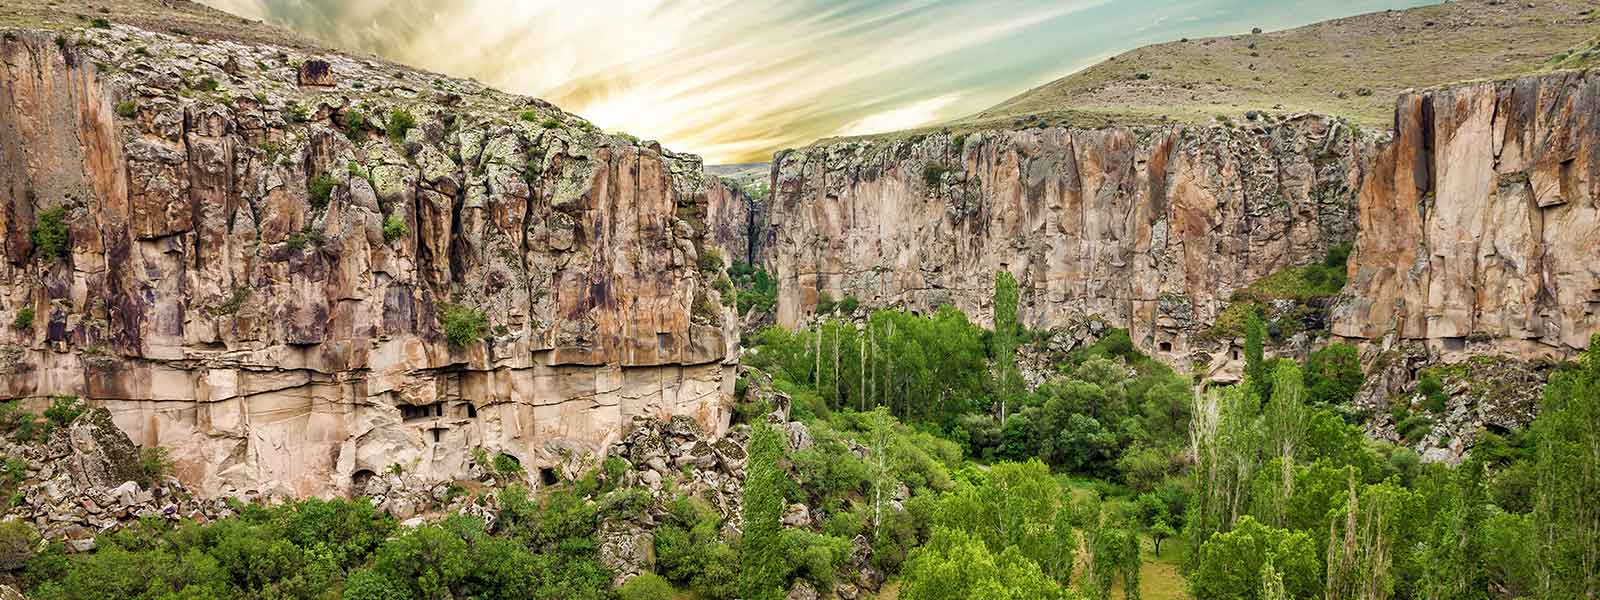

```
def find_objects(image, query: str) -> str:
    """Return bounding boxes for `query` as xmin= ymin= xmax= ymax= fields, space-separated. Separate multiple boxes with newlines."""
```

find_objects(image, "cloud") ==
xmin=199 ymin=0 xmax=1440 ymax=163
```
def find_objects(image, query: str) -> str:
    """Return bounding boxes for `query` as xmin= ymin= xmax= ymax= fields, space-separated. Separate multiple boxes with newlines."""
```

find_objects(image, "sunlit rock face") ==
xmin=767 ymin=116 xmax=1373 ymax=375
xmin=1333 ymin=72 xmax=1600 ymax=361
xmin=0 ymin=27 xmax=737 ymax=498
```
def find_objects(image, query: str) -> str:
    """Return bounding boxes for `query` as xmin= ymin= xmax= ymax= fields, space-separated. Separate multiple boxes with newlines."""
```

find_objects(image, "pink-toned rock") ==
xmin=0 ymin=29 xmax=738 ymax=498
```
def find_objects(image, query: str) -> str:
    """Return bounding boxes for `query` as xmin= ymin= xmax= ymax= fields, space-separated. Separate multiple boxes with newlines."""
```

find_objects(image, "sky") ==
xmin=201 ymin=0 xmax=1440 ymax=164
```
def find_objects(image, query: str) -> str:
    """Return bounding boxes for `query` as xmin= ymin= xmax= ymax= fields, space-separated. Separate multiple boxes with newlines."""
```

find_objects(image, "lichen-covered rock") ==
xmin=0 ymin=25 xmax=739 ymax=498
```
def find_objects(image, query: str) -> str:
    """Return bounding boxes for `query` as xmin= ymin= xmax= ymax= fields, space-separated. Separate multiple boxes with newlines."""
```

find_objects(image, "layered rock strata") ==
xmin=0 ymin=25 xmax=738 ymax=497
xmin=1332 ymin=72 xmax=1600 ymax=360
xmin=769 ymin=70 xmax=1600 ymax=371
xmin=769 ymin=115 xmax=1373 ymax=371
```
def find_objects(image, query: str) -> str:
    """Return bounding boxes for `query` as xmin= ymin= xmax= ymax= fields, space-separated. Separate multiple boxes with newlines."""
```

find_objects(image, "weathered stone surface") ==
xmin=1332 ymin=72 xmax=1600 ymax=360
xmin=768 ymin=116 xmax=1370 ymax=374
xmin=0 ymin=26 xmax=738 ymax=498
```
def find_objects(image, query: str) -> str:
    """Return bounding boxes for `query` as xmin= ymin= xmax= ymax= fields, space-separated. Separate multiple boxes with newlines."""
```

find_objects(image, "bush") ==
xmin=836 ymin=295 xmax=860 ymax=315
xmin=137 ymin=447 xmax=172 ymax=486
xmin=923 ymin=163 xmax=950 ymax=186
xmin=618 ymin=573 xmax=674 ymax=600
xmin=115 ymin=100 xmax=137 ymax=118
xmin=0 ymin=520 xmax=37 ymax=571
xmin=43 ymin=396 xmax=83 ymax=428
xmin=382 ymin=214 xmax=408 ymax=242
xmin=31 ymin=207 xmax=70 ymax=259
xmin=542 ymin=118 xmax=562 ymax=129
xmin=698 ymin=246 xmax=725 ymax=273
xmin=194 ymin=77 xmax=219 ymax=92
xmin=90 ymin=17 xmax=111 ymax=28
xmin=439 ymin=303 xmax=488 ymax=347
xmin=493 ymin=453 xmax=524 ymax=478
xmin=341 ymin=110 xmax=367 ymax=136
xmin=307 ymin=174 xmax=337 ymax=209
xmin=12 ymin=308 xmax=33 ymax=331
xmin=386 ymin=109 xmax=416 ymax=143
xmin=1419 ymin=373 xmax=1448 ymax=414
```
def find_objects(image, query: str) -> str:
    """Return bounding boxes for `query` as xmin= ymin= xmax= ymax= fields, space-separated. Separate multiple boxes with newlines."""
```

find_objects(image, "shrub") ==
xmin=386 ymin=109 xmax=416 ymax=143
xmin=43 ymin=396 xmax=84 ymax=428
xmin=836 ymin=295 xmax=860 ymax=315
xmin=698 ymin=246 xmax=725 ymax=273
xmin=382 ymin=214 xmax=408 ymax=242
xmin=1419 ymin=373 xmax=1448 ymax=414
xmin=341 ymin=110 xmax=367 ymax=136
xmin=0 ymin=520 xmax=38 ymax=571
xmin=31 ymin=207 xmax=70 ymax=259
xmin=307 ymin=174 xmax=337 ymax=209
xmin=90 ymin=17 xmax=111 ymax=28
xmin=11 ymin=308 xmax=33 ymax=331
xmin=286 ymin=103 xmax=309 ymax=123
xmin=922 ymin=162 xmax=950 ymax=186
xmin=518 ymin=110 xmax=538 ymax=122
xmin=439 ymin=303 xmax=488 ymax=347
xmin=137 ymin=447 xmax=172 ymax=486
xmin=492 ymin=453 xmax=524 ymax=478
xmin=542 ymin=118 xmax=562 ymax=129
xmin=114 ymin=100 xmax=137 ymax=118
xmin=1397 ymin=414 xmax=1433 ymax=443
xmin=194 ymin=77 xmax=219 ymax=92
xmin=619 ymin=573 xmax=675 ymax=600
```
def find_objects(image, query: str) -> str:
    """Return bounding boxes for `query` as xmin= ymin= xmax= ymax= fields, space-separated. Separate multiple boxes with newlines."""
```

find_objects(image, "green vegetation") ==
xmin=341 ymin=109 xmax=367 ymax=137
xmin=307 ymin=174 xmax=337 ymax=209
xmin=12 ymin=308 xmax=34 ymax=331
xmin=730 ymin=262 xmax=776 ymax=316
xmin=42 ymin=396 xmax=83 ymax=429
xmin=193 ymin=76 xmax=219 ymax=92
xmin=382 ymin=214 xmax=409 ymax=242
xmin=1205 ymin=243 xmax=1350 ymax=341
xmin=114 ymin=100 xmax=137 ymax=118
xmin=31 ymin=207 xmax=70 ymax=260
xmin=739 ymin=421 xmax=785 ymax=600
xmin=386 ymin=109 xmax=417 ymax=143
xmin=438 ymin=303 xmax=489 ymax=347
xmin=922 ymin=163 xmax=950 ymax=187
xmin=89 ymin=17 xmax=110 ymax=28
xmin=697 ymin=246 xmax=724 ymax=273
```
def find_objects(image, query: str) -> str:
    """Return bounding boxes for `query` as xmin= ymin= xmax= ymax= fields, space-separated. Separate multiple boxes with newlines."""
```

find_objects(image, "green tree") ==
xmin=993 ymin=271 xmax=1021 ymax=424
xmin=1189 ymin=516 xmax=1320 ymax=600
xmin=739 ymin=421 xmax=787 ymax=600
xmin=1244 ymin=309 xmax=1269 ymax=400
xmin=1533 ymin=335 xmax=1600 ymax=599
xmin=901 ymin=528 xmax=1067 ymax=600
xmin=1305 ymin=343 xmax=1363 ymax=405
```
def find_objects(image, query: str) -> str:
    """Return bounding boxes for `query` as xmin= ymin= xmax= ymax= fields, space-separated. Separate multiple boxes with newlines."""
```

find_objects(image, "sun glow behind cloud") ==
xmin=202 ymin=0 xmax=1441 ymax=163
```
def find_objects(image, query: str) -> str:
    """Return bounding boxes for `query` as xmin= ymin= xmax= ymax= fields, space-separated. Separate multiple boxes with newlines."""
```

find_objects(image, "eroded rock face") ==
xmin=0 ymin=26 xmax=738 ymax=497
xmin=1332 ymin=72 xmax=1600 ymax=360
xmin=769 ymin=115 xmax=1372 ymax=370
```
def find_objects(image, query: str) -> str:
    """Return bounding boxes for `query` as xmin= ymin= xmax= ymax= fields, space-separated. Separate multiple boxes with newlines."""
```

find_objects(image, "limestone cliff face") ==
xmin=0 ymin=26 xmax=738 ymax=497
xmin=769 ymin=116 xmax=1372 ymax=370
xmin=1332 ymin=72 xmax=1600 ymax=359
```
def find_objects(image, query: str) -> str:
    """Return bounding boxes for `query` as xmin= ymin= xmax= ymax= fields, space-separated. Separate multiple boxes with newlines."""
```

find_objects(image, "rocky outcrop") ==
xmin=769 ymin=114 xmax=1372 ymax=372
xmin=1332 ymin=71 xmax=1600 ymax=360
xmin=706 ymin=179 xmax=769 ymax=267
xmin=0 ymin=25 xmax=738 ymax=498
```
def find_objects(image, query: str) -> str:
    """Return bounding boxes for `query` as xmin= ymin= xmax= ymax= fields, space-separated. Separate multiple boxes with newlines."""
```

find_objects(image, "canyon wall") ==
xmin=769 ymin=115 xmax=1373 ymax=372
xmin=0 ymin=27 xmax=738 ymax=498
xmin=1332 ymin=72 xmax=1600 ymax=360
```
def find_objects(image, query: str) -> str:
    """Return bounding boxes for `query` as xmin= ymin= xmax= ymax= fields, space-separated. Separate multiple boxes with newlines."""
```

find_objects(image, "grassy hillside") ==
xmin=0 ymin=0 xmax=326 ymax=50
xmin=824 ymin=0 xmax=1596 ymax=144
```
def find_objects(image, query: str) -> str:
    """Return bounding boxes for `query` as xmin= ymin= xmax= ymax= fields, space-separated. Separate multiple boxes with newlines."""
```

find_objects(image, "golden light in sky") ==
xmin=201 ymin=0 xmax=1440 ymax=164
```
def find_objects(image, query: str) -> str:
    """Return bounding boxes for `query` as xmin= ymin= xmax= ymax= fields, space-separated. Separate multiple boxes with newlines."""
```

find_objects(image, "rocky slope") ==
xmin=0 ymin=23 xmax=742 ymax=498
xmin=767 ymin=113 xmax=1373 ymax=377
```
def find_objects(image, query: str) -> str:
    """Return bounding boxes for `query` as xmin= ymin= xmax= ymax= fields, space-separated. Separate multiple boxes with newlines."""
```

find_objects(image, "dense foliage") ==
xmin=6 ymin=268 xmax=1593 ymax=599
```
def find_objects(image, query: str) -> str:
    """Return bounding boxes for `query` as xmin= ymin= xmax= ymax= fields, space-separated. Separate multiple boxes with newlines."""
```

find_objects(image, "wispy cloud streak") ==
xmin=203 ymin=0 xmax=1439 ymax=162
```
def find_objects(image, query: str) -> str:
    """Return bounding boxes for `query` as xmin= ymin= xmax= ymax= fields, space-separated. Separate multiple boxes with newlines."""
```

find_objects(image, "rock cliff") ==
xmin=768 ymin=114 xmax=1373 ymax=374
xmin=0 ymin=25 xmax=739 ymax=497
xmin=1332 ymin=71 xmax=1600 ymax=360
